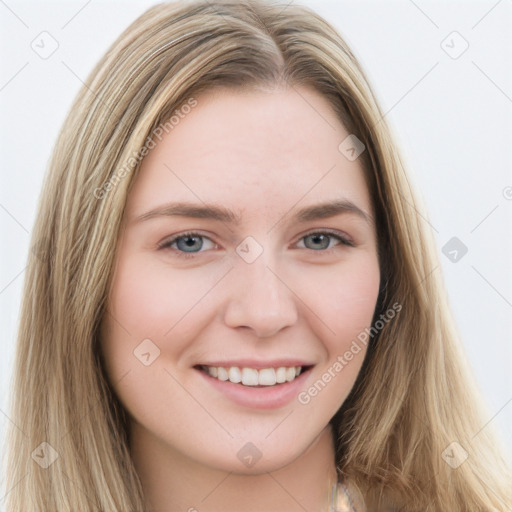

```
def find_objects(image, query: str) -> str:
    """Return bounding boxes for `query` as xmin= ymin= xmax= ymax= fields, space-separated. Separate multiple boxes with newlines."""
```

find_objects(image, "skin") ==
xmin=100 ymin=85 xmax=381 ymax=512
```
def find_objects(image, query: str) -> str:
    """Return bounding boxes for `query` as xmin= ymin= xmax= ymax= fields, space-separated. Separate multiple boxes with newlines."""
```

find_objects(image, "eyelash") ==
xmin=157 ymin=229 xmax=355 ymax=259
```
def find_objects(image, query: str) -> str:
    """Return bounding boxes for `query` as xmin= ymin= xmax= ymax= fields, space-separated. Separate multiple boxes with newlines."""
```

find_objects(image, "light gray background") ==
xmin=1 ymin=0 xmax=511 ymax=500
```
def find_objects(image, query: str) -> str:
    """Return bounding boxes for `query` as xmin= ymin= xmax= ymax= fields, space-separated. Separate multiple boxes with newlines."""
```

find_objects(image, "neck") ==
xmin=130 ymin=423 xmax=338 ymax=512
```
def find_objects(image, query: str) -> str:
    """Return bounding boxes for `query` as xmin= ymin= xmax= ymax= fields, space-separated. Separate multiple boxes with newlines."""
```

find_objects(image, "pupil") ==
xmin=178 ymin=236 xmax=202 ymax=252
xmin=306 ymin=233 xmax=329 ymax=250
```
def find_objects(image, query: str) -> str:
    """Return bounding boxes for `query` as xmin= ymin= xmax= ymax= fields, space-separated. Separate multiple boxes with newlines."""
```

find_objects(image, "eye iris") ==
xmin=304 ymin=233 xmax=330 ymax=250
xmin=177 ymin=235 xmax=203 ymax=252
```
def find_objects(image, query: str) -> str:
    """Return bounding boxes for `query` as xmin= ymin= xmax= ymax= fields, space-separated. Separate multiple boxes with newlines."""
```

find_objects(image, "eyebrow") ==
xmin=133 ymin=199 xmax=373 ymax=226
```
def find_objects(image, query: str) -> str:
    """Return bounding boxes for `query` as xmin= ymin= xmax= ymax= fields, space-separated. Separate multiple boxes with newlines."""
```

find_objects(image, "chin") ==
xmin=199 ymin=439 xmax=312 ymax=476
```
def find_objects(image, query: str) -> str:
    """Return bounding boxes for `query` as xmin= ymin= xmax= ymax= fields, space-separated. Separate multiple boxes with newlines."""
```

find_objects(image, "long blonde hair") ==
xmin=4 ymin=1 xmax=511 ymax=510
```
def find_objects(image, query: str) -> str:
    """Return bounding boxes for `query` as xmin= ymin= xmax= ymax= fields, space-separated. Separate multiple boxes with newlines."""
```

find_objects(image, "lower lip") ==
xmin=195 ymin=367 xmax=312 ymax=410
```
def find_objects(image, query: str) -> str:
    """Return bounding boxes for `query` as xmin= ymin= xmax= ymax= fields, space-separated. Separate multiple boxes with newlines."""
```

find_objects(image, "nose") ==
xmin=222 ymin=256 xmax=299 ymax=338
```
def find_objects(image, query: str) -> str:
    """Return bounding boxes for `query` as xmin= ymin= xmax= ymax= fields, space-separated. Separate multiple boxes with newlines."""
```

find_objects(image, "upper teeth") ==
xmin=203 ymin=365 xmax=302 ymax=386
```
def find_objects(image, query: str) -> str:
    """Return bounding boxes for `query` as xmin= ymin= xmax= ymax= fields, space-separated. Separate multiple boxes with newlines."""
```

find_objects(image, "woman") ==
xmin=4 ymin=1 xmax=511 ymax=510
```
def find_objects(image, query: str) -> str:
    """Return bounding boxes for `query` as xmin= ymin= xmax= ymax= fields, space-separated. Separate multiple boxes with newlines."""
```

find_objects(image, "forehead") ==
xmin=125 ymin=86 xmax=372 ymax=222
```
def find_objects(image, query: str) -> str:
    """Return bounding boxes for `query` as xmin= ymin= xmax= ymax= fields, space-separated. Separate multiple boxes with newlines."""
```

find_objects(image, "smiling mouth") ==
xmin=195 ymin=365 xmax=313 ymax=387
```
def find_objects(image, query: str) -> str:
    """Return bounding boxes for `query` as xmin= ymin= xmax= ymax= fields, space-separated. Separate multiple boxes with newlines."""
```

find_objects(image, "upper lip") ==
xmin=196 ymin=359 xmax=314 ymax=369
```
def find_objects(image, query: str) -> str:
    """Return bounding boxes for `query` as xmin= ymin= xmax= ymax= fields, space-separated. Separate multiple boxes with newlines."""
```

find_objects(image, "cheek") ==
xmin=107 ymin=252 xmax=226 ymax=340
xmin=100 ymin=252 xmax=219 ymax=425
xmin=100 ymin=254 xmax=197 ymax=385
xmin=292 ymin=254 xmax=380 ymax=411
xmin=298 ymin=252 xmax=381 ymax=345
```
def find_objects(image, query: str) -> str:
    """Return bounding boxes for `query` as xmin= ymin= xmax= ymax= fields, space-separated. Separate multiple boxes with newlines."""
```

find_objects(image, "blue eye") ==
xmin=302 ymin=233 xmax=336 ymax=250
xmin=158 ymin=230 xmax=354 ymax=258
xmin=174 ymin=234 xmax=203 ymax=252
xmin=159 ymin=232 xmax=216 ymax=254
xmin=298 ymin=231 xmax=353 ymax=251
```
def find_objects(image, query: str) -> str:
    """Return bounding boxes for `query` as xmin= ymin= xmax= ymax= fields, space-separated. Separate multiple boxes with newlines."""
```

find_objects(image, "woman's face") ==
xmin=101 ymin=86 xmax=380 ymax=473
